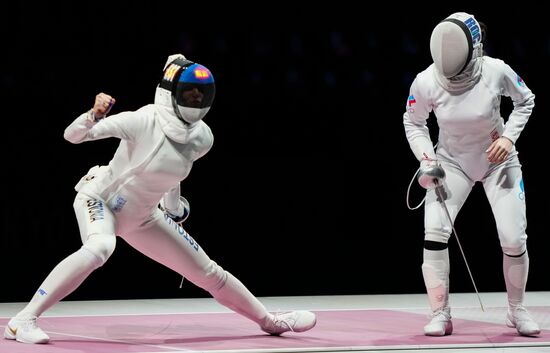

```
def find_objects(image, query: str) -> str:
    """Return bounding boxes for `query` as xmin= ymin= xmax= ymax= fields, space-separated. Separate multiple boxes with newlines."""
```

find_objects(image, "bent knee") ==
xmin=502 ymin=243 xmax=527 ymax=257
xmin=191 ymin=260 xmax=227 ymax=291
xmin=424 ymin=231 xmax=450 ymax=244
xmin=82 ymin=233 xmax=116 ymax=265
xmin=500 ymin=234 xmax=527 ymax=257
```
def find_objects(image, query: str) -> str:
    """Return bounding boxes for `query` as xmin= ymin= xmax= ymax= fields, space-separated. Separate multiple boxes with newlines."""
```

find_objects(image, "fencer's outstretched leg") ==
xmin=122 ymin=216 xmax=316 ymax=336
xmin=503 ymin=251 xmax=540 ymax=336
xmin=208 ymin=270 xmax=316 ymax=335
xmin=4 ymin=234 xmax=115 ymax=344
xmin=422 ymin=242 xmax=452 ymax=336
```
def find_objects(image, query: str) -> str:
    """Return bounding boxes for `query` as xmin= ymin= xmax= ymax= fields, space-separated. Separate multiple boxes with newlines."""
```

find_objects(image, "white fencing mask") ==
xmin=430 ymin=12 xmax=482 ymax=78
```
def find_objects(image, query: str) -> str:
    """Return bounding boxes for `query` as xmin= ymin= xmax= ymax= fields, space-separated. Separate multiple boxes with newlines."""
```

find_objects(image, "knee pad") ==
xmin=501 ymin=239 xmax=527 ymax=257
xmin=82 ymin=233 xmax=116 ymax=266
xmin=192 ymin=260 xmax=227 ymax=291
xmin=425 ymin=231 xmax=450 ymax=245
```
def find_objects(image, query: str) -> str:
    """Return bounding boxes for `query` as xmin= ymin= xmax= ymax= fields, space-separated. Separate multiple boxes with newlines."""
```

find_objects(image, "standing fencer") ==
xmin=403 ymin=12 xmax=540 ymax=336
xmin=4 ymin=54 xmax=316 ymax=344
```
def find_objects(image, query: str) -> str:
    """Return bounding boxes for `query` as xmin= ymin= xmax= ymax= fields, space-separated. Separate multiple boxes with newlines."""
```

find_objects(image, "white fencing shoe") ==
xmin=424 ymin=308 xmax=453 ymax=336
xmin=506 ymin=306 xmax=540 ymax=336
xmin=261 ymin=310 xmax=317 ymax=335
xmin=4 ymin=315 xmax=50 ymax=344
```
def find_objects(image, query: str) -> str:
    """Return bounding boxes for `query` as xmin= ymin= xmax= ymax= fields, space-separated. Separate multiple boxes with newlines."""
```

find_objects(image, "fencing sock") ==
xmin=422 ymin=246 xmax=450 ymax=312
xmin=503 ymin=250 xmax=540 ymax=336
xmin=503 ymin=251 xmax=529 ymax=309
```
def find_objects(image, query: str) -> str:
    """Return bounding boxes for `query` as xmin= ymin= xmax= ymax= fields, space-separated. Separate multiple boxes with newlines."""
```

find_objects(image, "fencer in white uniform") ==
xmin=4 ymin=54 xmax=316 ymax=344
xmin=403 ymin=13 xmax=540 ymax=337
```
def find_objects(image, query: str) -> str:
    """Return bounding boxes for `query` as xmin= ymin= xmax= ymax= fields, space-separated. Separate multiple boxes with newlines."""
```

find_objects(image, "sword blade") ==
xmin=434 ymin=183 xmax=485 ymax=312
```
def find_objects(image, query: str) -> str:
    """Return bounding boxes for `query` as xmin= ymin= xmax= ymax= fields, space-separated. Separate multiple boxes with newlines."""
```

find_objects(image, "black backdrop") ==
xmin=1 ymin=4 xmax=548 ymax=303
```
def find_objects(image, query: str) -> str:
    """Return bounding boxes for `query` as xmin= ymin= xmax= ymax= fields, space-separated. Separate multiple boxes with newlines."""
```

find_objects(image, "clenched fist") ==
xmin=91 ymin=93 xmax=116 ymax=120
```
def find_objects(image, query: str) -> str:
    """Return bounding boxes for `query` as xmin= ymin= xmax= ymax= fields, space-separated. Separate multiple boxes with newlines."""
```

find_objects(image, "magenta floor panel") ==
xmin=1 ymin=309 xmax=549 ymax=352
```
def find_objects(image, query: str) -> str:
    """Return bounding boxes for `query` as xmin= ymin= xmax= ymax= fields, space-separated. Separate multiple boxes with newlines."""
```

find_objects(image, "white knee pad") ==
xmin=82 ymin=233 xmax=116 ymax=266
xmin=425 ymin=231 xmax=450 ymax=244
xmin=501 ymin=241 xmax=527 ymax=257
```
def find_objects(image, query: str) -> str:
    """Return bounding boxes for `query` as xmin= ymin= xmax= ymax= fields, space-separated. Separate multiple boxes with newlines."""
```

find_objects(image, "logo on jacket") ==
xmin=517 ymin=75 xmax=525 ymax=87
xmin=518 ymin=179 xmax=525 ymax=200
xmin=408 ymin=95 xmax=416 ymax=107
xmin=407 ymin=95 xmax=416 ymax=113
xmin=111 ymin=195 xmax=127 ymax=213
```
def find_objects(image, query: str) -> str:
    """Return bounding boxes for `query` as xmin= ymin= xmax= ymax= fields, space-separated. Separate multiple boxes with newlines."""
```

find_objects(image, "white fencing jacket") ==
xmin=64 ymin=86 xmax=213 ymax=217
xmin=403 ymin=56 xmax=534 ymax=179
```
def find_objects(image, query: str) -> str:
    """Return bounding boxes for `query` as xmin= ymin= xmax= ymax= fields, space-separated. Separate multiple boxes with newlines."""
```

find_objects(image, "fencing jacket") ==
xmin=64 ymin=86 xmax=213 ymax=218
xmin=403 ymin=56 xmax=534 ymax=180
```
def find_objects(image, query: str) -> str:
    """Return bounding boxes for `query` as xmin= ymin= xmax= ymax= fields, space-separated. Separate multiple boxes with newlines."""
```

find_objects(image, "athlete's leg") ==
xmin=120 ymin=210 xmax=315 ymax=334
xmin=483 ymin=160 xmax=539 ymax=336
xmin=422 ymin=159 xmax=473 ymax=336
xmin=5 ymin=194 xmax=117 ymax=344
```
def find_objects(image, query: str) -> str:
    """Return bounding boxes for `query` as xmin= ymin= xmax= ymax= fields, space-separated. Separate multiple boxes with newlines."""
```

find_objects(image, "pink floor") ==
xmin=1 ymin=309 xmax=549 ymax=353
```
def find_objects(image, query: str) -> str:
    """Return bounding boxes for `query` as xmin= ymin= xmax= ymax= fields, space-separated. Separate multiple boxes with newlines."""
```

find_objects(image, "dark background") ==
xmin=1 ymin=4 xmax=548 ymax=303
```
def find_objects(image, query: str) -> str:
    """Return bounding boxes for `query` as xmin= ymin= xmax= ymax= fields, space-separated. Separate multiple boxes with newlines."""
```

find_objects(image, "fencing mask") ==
xmin=160 ymin=57 xmax=215 ymax=124
xmin=430 ymin=12 xmax=482 ymax=78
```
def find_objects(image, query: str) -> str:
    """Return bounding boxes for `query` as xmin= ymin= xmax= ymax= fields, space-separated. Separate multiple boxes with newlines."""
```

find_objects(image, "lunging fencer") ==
xmin=4 ymin=54 xmax=316 ymax=344
xmin=403 ymin=12 xmax=540 ymax=337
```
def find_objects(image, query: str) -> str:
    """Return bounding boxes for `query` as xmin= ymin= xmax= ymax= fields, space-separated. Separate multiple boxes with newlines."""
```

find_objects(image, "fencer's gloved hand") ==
xmin=417 ymin=158 xmax=446 ymax=189
xmin=158 ymin=196 xmax=190 ymax=224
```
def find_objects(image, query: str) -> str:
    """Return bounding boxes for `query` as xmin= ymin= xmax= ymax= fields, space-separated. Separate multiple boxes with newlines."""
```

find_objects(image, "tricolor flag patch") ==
xmin=408 ymin=95 xmax=416 ymax=107
xmin=517 ymin=75 xmax=525 ymax=87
